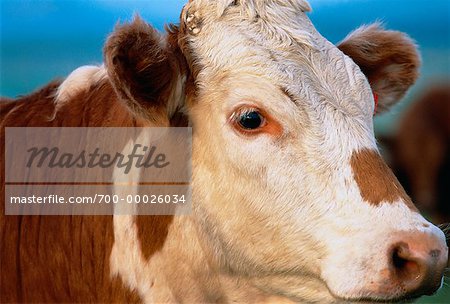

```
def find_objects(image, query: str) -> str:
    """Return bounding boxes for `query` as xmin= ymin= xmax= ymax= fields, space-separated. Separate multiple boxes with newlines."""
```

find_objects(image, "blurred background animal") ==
xmin=378 ymin=84 xmax=450 ymax=224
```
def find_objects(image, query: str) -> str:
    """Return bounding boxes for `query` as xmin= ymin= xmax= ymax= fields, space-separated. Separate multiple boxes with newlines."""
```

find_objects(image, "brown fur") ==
xmin=338 ymin=24 xmax=420 ymax=113
xmin=136 ymin=215 xmax=175 ymax=260
xmin=0 ymin=18 xmax=180 ymax=303
xmin=104 ymin=17 xmax=185 ymax=124
xmin=350 ymin=149 xmax=417 ymax=210
xmin=0 ymin=83 xmax=142 ymax=302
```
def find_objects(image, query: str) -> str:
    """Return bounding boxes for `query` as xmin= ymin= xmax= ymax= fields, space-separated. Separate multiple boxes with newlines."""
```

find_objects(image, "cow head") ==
xmin=104 ymin=0 xmax=447 ymax=302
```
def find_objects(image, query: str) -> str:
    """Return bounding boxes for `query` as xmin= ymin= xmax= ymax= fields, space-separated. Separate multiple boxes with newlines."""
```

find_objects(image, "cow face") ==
xmin=104 ymin=0 xmax=447 ymax=302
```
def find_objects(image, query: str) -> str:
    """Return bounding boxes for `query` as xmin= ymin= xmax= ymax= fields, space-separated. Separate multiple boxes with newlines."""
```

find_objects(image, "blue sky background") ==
xmin=1 ymin=0 xmax=449 ymax=134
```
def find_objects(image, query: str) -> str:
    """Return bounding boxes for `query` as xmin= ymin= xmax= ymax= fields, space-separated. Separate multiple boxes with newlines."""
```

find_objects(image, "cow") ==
xmin=1 ymin=0 xmax=448 ymax=303
xmin=379 ymin=84 xmax=450 ymax=224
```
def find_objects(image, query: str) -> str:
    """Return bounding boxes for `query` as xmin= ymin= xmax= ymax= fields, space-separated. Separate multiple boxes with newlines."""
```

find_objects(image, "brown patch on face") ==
xmin=351 ymin=149 xmax=417 ymax=210
xmin=135 ymin=215 xmax=174 ymax=260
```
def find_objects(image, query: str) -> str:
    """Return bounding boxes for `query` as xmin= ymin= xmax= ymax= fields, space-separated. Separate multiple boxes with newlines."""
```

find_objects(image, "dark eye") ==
xmin=238 ymin=111 xmax=263 ymax=130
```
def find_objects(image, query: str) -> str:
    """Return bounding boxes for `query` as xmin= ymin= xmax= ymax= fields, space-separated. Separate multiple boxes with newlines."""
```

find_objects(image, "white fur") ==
xmin=177 ymin=0 xmax=447 ymax=302
xmin=55 ymin=65 xmax=107 ymax=105
xmin=167 ymin=74 xmax=186 ymax=117
xmin=110 ymin=133 xmax=153 ymax=303
xmin=108 ymin=1 xmax=446 ymax=302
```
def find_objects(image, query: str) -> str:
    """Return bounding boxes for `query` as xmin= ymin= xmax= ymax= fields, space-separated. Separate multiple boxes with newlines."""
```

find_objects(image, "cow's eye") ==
xmin=228 ymin=105 xmax=279 ymax=137
xmin=238 ymin=110 xmax=264 ymax=130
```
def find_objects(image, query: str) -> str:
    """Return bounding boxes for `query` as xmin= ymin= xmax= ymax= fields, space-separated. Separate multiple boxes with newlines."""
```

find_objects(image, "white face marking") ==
xmin=180 ymin=0 xmax=447 ymax=301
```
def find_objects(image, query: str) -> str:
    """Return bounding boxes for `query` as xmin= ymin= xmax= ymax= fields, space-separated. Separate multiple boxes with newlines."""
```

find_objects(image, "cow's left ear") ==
xmin=104 ymin=16 xmax=186 ymax=124
xmin=338 ymin=23 xmax=420 ymax=114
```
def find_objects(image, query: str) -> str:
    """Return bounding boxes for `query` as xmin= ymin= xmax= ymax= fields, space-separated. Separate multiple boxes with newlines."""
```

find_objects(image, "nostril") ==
xmin=388 ymin=241 xmax=443 ymax=297
xmin=382 ymin=234 xmax=447 ymax=298
xmin=429 ymin=249 xmax=441 ymax=259
xmin=390 ymin=242 xmax=421 ymax=281
xmin=392 ymin=244 xmax=407 ymax=269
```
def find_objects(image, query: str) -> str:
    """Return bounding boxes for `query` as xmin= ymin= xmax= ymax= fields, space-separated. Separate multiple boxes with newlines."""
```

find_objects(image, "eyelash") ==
xmin=230 ymin=107 xmax=257 ymax=121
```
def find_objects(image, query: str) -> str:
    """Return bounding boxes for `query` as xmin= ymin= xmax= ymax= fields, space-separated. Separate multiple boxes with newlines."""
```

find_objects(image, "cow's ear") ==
xmin=338 ymin=24 xmax=420 ymax=114
xmin=104 ymin=16 xmax=185 ymax=123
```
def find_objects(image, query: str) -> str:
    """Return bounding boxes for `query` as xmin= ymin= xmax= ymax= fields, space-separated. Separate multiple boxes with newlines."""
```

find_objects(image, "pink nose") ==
xmin=388 ymin=232 xmax=448 ymax=297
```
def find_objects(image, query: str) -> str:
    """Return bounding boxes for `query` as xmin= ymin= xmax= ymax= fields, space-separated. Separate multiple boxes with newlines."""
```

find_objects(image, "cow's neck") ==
xmin=112 ymin=214 xmax=298 ymax=303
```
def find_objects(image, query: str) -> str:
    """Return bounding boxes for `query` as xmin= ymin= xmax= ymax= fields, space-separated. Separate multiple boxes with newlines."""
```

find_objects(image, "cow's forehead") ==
xmin=183 ymin=0 xmax=317 ymax=63
xmin=183 ymin=0 xmax=373 ymax=117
